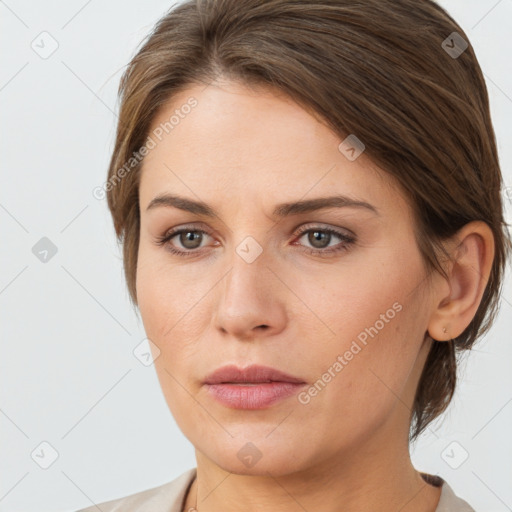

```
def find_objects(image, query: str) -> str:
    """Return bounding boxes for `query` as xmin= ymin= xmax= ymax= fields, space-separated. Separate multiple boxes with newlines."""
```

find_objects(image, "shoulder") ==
xmin=430 ymin=476 xmax=476 ymax=512
xmin=74 ymin=467 xmax=196 ymax=512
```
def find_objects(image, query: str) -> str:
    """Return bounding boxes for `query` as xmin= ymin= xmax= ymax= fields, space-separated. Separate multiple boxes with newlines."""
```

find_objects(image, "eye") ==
xmin=154 ymin=224 xmax=356 ymax=258
xmin=293 ymin=225 xmax=356 ymax=256
xmin=154 ymin=226 xmax=215 ymax=256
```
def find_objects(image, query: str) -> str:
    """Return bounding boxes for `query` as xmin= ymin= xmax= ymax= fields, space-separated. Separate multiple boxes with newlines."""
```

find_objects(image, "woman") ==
xmin=78 ymin=0 xmax=510 ymax=510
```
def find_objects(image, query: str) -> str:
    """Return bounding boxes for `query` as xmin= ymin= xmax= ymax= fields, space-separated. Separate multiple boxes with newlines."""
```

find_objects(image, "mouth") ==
xmin=203 ymin=364 xmax=305 ymax=385
xmin=203 ymin=364 xmax=307 ymax=409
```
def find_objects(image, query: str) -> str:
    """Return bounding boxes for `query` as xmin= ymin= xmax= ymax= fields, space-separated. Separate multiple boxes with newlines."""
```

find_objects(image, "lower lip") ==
xmin=205 ymin=382 xmax=306 ymax=409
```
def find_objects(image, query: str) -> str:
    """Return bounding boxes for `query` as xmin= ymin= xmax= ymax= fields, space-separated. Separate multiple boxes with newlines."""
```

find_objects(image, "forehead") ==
xmin=139 ymin=80 xmax=406 ymax=217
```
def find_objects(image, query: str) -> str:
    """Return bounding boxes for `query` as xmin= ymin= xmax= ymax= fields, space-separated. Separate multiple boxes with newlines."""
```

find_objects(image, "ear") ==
xmin=427 ymin=221 xmax=495 ymax=341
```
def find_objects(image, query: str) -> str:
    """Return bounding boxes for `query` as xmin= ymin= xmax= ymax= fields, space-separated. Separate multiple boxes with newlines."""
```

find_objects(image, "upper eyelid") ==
xmin=164 ymin=222 xmax=352 ymax=238
xmin=295 ymin=222 xmax=354 ymax=236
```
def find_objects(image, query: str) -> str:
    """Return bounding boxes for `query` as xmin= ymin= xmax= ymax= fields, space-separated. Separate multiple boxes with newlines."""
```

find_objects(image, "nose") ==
xmin=213 ymin=245 xmax=288 ymax=341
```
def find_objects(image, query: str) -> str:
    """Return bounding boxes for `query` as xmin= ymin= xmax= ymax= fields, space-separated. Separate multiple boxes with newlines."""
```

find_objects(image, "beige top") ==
xmin=75 ymin=468 xmax=476 ymax=512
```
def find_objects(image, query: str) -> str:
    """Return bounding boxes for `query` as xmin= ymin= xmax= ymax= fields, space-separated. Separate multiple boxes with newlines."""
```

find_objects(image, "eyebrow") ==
xmin=145 ymin=193 xmax=379 ymax=217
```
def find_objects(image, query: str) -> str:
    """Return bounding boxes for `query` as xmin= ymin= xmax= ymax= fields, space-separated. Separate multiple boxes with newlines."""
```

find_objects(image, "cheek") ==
xmin=289 ymin=247 xmax=428 ymax=409
xmin=291 ymin=306 xmax=425 ymax=449
xmin=136 ymin=258 xmax=212 ymax=433
xmin=136 ymin=247 xmax=211 ymax=342
xmin=135 ymin=254 xmax=219 ymax=407
xmin=288 ymin=246 xmax=419 ymax=348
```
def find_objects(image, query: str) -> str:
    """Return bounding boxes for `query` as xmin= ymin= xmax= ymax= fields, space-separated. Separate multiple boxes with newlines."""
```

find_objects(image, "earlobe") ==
xmin=428 ymin=324 xmax=451 ymax=342
xmin=427 ymin=221 xmax=495 ymax=342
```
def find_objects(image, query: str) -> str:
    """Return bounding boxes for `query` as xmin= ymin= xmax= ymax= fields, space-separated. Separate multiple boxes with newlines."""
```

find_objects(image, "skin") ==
xmin=136 ymin=79 xmax=495 ymax=512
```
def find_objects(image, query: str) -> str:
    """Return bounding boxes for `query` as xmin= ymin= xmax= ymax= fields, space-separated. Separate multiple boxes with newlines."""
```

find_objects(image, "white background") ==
xmin=1 ymin=1 xmax=511 ymax=511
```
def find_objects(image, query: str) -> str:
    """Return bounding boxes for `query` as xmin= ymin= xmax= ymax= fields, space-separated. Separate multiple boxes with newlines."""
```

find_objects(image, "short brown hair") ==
xmin=105 ymin=0 xmax=511 ymax=440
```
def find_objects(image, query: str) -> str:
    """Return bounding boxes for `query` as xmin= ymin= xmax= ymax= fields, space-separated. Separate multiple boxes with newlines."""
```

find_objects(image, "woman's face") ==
xmin=136 ymin=79 xmax=437 ymax=475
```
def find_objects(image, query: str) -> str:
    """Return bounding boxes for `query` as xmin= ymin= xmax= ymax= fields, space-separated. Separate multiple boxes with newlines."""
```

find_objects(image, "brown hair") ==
xmin=104 ymin=0 xmax=511 ymax=441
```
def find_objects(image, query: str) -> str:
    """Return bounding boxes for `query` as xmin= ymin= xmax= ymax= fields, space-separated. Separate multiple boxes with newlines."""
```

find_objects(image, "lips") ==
xmin=203 ymin=364 xmax=305 ymax=385
xmin=203 ymin=364 xmax=306 ymax=409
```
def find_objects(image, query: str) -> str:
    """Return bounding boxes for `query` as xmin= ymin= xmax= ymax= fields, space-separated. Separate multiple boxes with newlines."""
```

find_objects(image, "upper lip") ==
xmin=203 ymin=364 xmax=305 ymax=385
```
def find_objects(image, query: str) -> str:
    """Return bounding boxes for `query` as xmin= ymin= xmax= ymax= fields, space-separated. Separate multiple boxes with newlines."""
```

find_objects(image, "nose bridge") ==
xmin=222 ymin=236 xmax=270 ymax=310
xmin=222 ymin=216 xmax=271 ymax=290
xmin=213 ymin=233 xmax=287 ymax=338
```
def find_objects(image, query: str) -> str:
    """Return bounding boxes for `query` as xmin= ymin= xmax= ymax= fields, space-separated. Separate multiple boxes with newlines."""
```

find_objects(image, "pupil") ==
xmin=309 ymin=230 xmax=330 ymax=248
xmin=181 ymin=231 xmax=201 ymax=249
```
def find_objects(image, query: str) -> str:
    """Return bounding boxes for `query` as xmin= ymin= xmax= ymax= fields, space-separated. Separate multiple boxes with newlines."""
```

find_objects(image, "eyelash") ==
xmin=154 ymin=224 xmax=356 ymax=258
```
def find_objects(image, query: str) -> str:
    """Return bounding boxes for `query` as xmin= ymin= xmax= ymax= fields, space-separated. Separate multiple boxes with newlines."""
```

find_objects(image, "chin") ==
xmin=195 ymin=432 xmax=317 ymax=477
